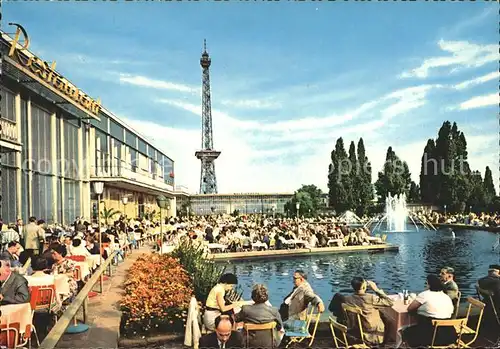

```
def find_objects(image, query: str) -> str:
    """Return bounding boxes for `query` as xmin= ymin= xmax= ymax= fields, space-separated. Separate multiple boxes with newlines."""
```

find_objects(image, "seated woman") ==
xmin=51 ymin=245 xmax=79 ymax=299
xmin=235 ymin=284 xmax=283 ymax=348
xmin=405 ymin=274 xmax=455 ymax=347
xmin=203 ymin=273 xmax=250 ymax=332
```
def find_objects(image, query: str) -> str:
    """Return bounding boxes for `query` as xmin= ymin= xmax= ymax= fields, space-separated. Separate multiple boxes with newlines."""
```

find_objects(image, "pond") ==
xmin=220 ymin=229 xmax=499 ymax=307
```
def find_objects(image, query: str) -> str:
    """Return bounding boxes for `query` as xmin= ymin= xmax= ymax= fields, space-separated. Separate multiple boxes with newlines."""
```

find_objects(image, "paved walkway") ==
xmin=54 ymin=244 xmax=152 ymax=349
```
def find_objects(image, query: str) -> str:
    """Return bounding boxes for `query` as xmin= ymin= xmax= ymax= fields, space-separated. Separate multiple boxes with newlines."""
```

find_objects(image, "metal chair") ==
xmin=284 ymin=306 xmax=321 ymax=348
xmin=243 ymin=322 xmax=276 ymax=348
xmin=342 ymin=303 xmax=369 ymax=347
xmin=476 ymin=284 xmax=500 ymax=326
xmin=429 ymin=318 xmax=467 ymax=348
xmin=329 ymin=316 xmax=369 ymax=349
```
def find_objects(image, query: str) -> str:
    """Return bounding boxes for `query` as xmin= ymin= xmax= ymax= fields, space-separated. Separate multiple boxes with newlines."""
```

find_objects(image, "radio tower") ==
xmin=195 ymin=40 xmax=221 ymax=194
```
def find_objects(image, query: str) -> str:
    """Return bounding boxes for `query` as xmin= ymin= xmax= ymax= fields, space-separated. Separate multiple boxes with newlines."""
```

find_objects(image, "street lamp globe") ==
xmin=93 ymin=182 xmax=104 ymax=195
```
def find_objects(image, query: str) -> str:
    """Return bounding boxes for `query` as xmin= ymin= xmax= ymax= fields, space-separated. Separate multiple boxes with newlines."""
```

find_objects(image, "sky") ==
xmin=4 ymin=3 xmax=498 ymax=194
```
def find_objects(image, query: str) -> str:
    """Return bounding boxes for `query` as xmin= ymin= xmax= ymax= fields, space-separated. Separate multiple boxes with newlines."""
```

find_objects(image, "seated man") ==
xmin=199 ymin=315 xmax=243 ymax=349
xmin=440 ymin=267 xmax=459 ymax=315
xmin=344 ymin=278 xmax=393 ymax=345
xmin=477 ymin=264 xmax=500 ymax=316
xmin=280 ymin=270 xmax=324 ymax=322
xmin=0 ymin=259 xmax=30 ymax=305
xmin=0 ymin=241 xmax=21 ymax=267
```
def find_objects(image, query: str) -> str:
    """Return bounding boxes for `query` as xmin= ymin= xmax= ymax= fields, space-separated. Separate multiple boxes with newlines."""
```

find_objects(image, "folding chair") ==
xmin=329 ymin=316 xmax=369 ymax=349
xmin=454 ymin=297 xmax=485 ymax=347
xmin=0 ymin=323 xmax=20 ymax=349
xmin=476 ymin=285 xmax=500 ymax=326
xmin=429 ymin=318 xmax=467 ymax=348
xmin=284 ymin=306 xmax=321 ymax=348
xmin=244 ymin=322 xmax=276 ymax=348
xmin=453 ymin=290 xmax=462 ymax=319
xmin=29 ymin=284 xmax=57 ymax=346
xmin=342 ymin=304 xmax=369 ymax=347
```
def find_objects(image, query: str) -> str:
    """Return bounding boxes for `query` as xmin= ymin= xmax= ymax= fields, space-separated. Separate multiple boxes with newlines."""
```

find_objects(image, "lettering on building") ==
xmin=7 ymin=23 xmax=101 ymax=116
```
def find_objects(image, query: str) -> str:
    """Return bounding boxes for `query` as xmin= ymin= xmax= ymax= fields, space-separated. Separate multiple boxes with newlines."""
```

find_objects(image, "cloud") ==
xmin=220 ymin=99 xmax=282 ymax=110
xmin=452 ymin=71 xmax=500 ymax=90
xmin=118 ymin=74 xmax=199 ymax=94
xmin=458 ymin=93 xmax=498 ymax=110
xmin=400 ymin=40 xmax=498 ymax=79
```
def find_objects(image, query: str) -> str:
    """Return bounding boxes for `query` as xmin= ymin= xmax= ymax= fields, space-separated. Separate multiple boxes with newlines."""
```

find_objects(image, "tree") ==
xmin=356 ymin=138 xmax=374 ymax=216
xmin=467 ymin=170 xmax=486 ymax=210
xmin=100 ymin=203 xmax=121 ymax=225
xmin=419 ymin=139 xmax=436 ymax=203
xmin=483 ymin=166 xmax=496 ymax=207
xmin=347 ymin=141 xmax=358 ymax=211
xmin=408 ymin=181 xmax=420 ymax=203
xmin=419 ymin=121 xmax=474 ymax=211
xmin=287 ymin=184 xmax=324 ymax=217
xmin=328 ymin=138 xmax=351 ymax=213
xmin=375 ymin=146 xmax=412 ymax=201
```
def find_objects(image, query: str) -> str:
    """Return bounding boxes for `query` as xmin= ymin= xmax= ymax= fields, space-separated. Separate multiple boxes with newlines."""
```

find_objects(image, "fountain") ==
xmin=371 ymin=192 xmax=423 ymax=233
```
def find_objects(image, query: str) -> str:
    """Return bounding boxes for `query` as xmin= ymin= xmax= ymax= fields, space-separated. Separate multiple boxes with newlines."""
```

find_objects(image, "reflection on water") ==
xmin=221 ymin=229 xmax=499 ymax=308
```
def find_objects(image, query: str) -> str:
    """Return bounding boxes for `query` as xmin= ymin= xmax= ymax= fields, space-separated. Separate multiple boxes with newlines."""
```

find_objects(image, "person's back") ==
xmin=344 ymin=278 xmax=393 ymax=345
xmin=236 ymin=284 xmax=283 ymax=348
xmin=415 ymin=289 xmax=454 ymax=319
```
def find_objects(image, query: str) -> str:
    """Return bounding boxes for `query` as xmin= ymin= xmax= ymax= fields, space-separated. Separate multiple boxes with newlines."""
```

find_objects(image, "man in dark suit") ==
xmin=0 ymin=260 xmax=30 ymax=305
xmin=0 ymin=242 xmax=21 ymax=267
xmin=199 ymin=315 xmax=243 ymax=349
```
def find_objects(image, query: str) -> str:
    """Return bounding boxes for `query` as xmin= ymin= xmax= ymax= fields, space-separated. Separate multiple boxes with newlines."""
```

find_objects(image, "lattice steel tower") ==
xmin=195 ymin=40 xmax=221 ymax=194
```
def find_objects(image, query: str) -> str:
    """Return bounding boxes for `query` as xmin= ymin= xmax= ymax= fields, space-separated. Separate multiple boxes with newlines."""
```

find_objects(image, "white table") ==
xmin=0 ymin=303 xmax=32 ymax=334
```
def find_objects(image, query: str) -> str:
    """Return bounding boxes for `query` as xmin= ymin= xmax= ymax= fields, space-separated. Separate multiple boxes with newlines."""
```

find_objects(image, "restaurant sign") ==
xmin=7 ymin=23 xmax=101 ymax=117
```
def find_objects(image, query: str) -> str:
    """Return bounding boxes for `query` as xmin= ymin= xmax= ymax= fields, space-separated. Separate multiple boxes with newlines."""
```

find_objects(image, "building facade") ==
xmin=176 ymin=192 xmax=294 ymax=216
xmin=0 ymin=24 xmax=176 ymax=224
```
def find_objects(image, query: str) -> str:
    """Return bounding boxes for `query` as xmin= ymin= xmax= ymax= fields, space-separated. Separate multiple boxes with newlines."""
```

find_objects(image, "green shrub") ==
xmin=170 ymin=238 xmax=225 ymax=304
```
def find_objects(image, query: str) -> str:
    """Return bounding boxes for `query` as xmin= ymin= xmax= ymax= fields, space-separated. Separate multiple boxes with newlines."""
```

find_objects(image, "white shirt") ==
xmin=415 ymin=290 xmax=454 ymax=319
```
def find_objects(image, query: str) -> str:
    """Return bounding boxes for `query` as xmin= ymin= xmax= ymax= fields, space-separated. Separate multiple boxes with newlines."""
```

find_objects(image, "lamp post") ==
xmin=444 ymin=204 xmax=447 ymax=217
xmin=156 ymin=195 xmax=168 ymax=255
xmin=272 ymin=204 xmax=276 ymax=219
xmin=296 ymin=202 xmax=300 ymax=218
xmin=92 ymin=181 xmax=104 ymax=293
xmin=469 ymin=205 xmax=472 ymax=214
xmin=121 ymin=195 xmax=128 ymax=218
xmin=187 ymin=206 xmax=190 ymax=220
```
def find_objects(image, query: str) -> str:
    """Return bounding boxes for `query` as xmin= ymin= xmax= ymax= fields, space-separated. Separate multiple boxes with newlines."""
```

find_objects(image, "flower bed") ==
xmin=120 ymin=254 xmax=193 ymax=337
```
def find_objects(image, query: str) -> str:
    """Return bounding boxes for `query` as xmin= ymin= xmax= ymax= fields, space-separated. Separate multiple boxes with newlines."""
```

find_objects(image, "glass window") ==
xmin=63 ymin=179 xmax=79 ymax=224
xmin=148 ymin=146 xmax=155 ymax=159
xmin=20 ymin=98 xmax=29 ymax=168
xmin=162 ymin=155 xmax=174 ymax=185
xmin=138 ymin=139 xmax=147 ymax=155
xmin=90 ymin=113 xmax=108 ymax=133
xmin=1 ymin=160 xmax=17 ymax=222
xmin=30 ymin=104 xmax=53 ymax=174
xmin=125 ymin=130 xmax=136 ymax=149
xmin=110 ymin=120 xmax=124 ymax=142
xmin=130 ymin=150 xmax=138 ymax=172
xmin=21 ymin=170 xmax=29 ymax=221
xmin=32 ymin=173 xmax=54 ymax=222
xmin=63 ymin=122 xmax=79 ymax=179
xmin=1 ymin=88 xmax=16 ymax=122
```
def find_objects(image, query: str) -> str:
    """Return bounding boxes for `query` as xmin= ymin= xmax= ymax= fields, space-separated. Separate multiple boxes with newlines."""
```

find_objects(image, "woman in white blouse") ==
xmin=405 ymin=274 xmax=455 ymax=346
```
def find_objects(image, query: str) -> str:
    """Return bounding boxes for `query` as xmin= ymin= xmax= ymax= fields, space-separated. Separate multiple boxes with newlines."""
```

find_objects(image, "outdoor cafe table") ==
xmin=26 ymin=274 xmax=72 ymax=299
xmin=380 ymin=294 xmax=418 ymax=348
xmin=0 ymin=303 xmax=32 ymax=334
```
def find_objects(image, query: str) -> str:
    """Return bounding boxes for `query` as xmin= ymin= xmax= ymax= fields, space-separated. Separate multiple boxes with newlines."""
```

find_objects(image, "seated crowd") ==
xmin=197 ymin=263 xmax=500 ymax=348
xmin=162 ymin=215 xmax=385 ymax=254
xmin=0 ymin=214 xmax=157 ymax=346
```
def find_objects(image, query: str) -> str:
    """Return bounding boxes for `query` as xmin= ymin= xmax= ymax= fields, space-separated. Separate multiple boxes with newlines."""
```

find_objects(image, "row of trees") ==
xmin=323 ymin=121 xmax=497 ymax=215
xmin=419 ymin=121 xmax=496 ymax=212
xmin=327 ymin=138 xmax=374 ymax=216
